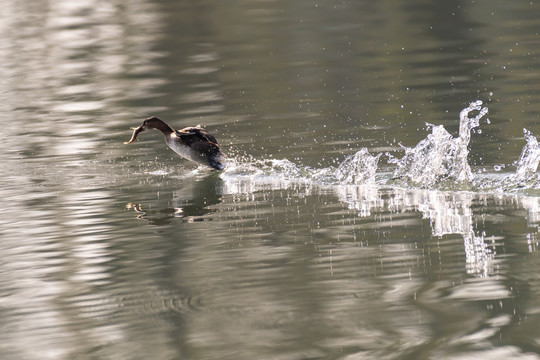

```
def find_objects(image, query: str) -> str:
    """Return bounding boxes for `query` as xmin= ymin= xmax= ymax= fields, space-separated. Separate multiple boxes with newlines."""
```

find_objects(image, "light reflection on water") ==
xmin=2 ymin=0 xmax=540 ymax=359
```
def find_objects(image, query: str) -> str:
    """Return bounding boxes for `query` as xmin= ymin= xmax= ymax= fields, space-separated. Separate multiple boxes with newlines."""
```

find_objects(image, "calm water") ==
xmin=2 ymin=0 xmax=540 ymax=359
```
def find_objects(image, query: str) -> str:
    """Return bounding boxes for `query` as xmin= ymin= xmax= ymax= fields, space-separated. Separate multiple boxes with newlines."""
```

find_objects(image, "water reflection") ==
xmin=120 ymin=168 xmax=540 ymax=359
xmin=3 ymin=0 xmax=540 ymax=358
xmin=128 ymin=165 xmax=540 ymax=284
xmin=127 ymin=173 xmax=223 ymax=224
xmin=335 ymin=183 xmax=540 ymax=278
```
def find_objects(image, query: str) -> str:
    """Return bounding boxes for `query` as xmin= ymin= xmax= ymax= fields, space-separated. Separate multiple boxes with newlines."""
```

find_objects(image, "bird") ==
xmin=124 ymin=116 xmax=226 ymax=170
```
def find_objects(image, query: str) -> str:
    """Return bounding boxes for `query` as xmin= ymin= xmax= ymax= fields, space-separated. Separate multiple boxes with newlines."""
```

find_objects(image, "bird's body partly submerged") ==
xmin=125 ymin=116 xmax=226 ymax=170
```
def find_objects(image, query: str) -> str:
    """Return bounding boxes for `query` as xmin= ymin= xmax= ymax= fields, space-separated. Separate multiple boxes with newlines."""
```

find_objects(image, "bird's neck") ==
xmin=149 ymin=120 xmax=174 ymax=135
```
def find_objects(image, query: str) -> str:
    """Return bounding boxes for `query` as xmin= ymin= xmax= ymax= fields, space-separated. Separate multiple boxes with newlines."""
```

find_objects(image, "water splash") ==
xmin=515 ymin=129 xmax=540 ymax=182
xmin=141 ymin=101 xmax=533 ymax=278
xmin=206 ymin=100 xmax=540 ymax=279
xmin=219 ymin=158 xmax=311 ymax=194
xmin=391 ymin=100 xmax=488 ymax=188
xmin=476 ymin=129 xmax=540 ymax=191
xmin=145 ymin=100 xmax=540 ymax=195
xmin=334 ymin=148 xmax=381 ymax=185
xmin=221 ymin=101 xmax=498 ymax=192
xmin=220 ymin=148 xmax=381 ymax=194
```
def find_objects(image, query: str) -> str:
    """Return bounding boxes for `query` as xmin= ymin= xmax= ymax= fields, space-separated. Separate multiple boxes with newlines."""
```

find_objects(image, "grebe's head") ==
xmin=140 ymin=116 xmax=174 ymax=134
xmin=141 ymin=116 xmax=163 ymax=130
xmin=124 ymin=116 xmax=172 ymax=144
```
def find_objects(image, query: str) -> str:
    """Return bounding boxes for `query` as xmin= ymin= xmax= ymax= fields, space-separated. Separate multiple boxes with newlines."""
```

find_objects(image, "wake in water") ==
xmin=132 ymin=100 xmax=540 ymax=195
xmin=221 ymin=100 xmax=540 ymax=193
xmin=389 ymin=100 xmax=489 ymax=188
xmin=220 ymin=147 xmax=381 ymax=194
xmin=221 ymin=100 xmax=493 ymax=190
xmin=115 ymin=98 xmax=540 ymax=198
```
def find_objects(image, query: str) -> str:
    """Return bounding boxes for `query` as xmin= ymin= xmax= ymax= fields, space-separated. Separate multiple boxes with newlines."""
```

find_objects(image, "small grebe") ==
xmin=125 ymin=116 xmax=226 ymax=170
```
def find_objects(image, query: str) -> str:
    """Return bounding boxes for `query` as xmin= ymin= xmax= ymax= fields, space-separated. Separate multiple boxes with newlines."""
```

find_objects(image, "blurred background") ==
xmin=1 ymin=0 xmax=540 ymax=359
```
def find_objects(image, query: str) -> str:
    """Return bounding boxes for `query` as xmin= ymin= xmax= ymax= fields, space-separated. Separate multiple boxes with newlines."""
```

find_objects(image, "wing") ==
xmin=175 ymin=127 xmax=221 ymax=157
xmin=176 ymin=127 xmax=219 ymax=145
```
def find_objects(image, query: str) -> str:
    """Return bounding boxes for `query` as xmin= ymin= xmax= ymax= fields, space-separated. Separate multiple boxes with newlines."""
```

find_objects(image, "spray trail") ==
xmin=390 ymin=100 xmax=488 ymax=188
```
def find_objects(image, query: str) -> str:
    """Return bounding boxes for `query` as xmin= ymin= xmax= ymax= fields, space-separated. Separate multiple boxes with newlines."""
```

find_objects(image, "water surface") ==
xmin=2 ymin=0 xmax=540 ymax=359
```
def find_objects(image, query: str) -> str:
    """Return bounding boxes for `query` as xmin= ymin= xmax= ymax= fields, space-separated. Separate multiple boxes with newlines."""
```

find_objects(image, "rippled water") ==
xmin=3 ymin=0 xmax=540 ymax=359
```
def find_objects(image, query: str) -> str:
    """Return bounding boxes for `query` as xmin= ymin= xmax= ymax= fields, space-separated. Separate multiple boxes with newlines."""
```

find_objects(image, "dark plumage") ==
xmin=125 ymin=116 xmax=226 ymax=170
